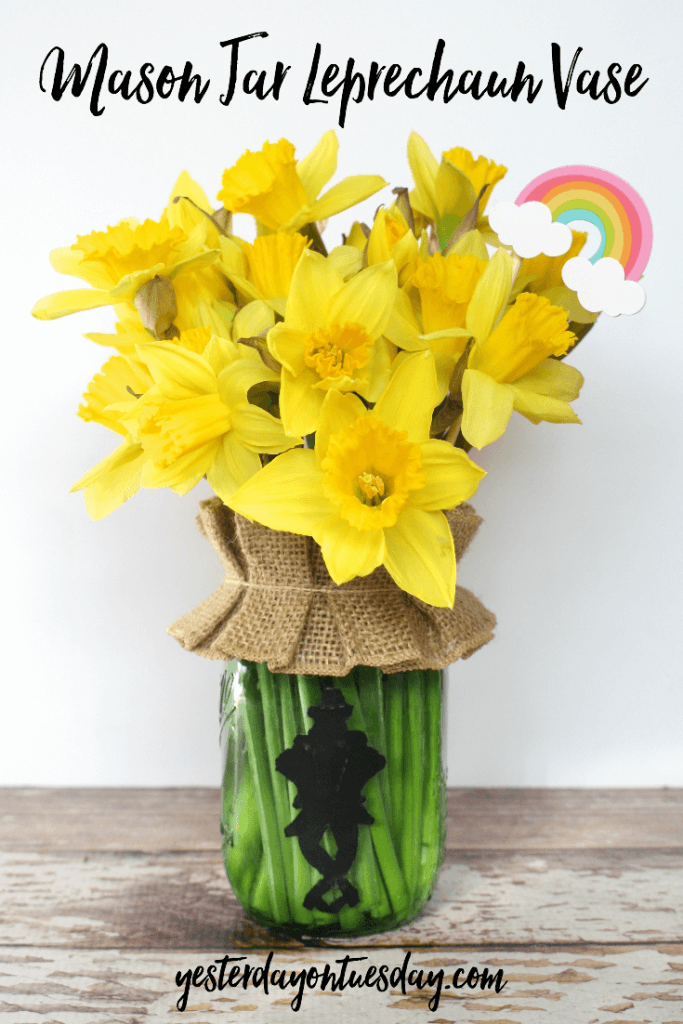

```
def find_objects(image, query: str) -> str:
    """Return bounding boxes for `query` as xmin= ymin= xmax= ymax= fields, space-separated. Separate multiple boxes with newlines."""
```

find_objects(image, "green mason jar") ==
xmin=219 ymin=658 xmax=447 ymax=938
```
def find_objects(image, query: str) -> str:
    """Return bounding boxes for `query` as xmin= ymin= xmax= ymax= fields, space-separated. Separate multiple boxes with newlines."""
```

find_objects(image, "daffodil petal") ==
xmin=315 ymin=389 xmax=367 ymax=467
xmin=306 ymin=175 xmax=387 ymax=224
xmin=71 ymin=441 xmax=145 ymax=519
xmin=203 ymin=335 xmax=240 ymax=375
xmin=32 ymin=289 xmax=115 ymax=320
xmin=513 ymin=358 xmax=584 ymax=401
xmin=384 ymin=288 xmax=422 ymax=350
xmin=142 ymin=441 xmax=219 ymax=490
xmin=165 ymin=170 xmax=213 ymax=230
xmin=510 ymin=387 xmax=582 ymax=425
xmin=407 ymin=131 xmax=439 ymax=222
xmin=49 ymin=246 xmax=85 ymax=277
xmin=218 ymin=358 xmax=274 ymax=408
xmin=84 ymin=331 xmax=142 ymax=355
xmin=228 ymin=448 xmax=332 ymax=534
xmin=267 ymin=323 xmax=307 ymax=376
xmin=206 ymin=433 xmax=262 ymax=502
xmin=231 ymin=403 xmax=300 ymax=453
xmin=433 ymin=159 xmax=476 ymax=224
xmin=461 ymin=369 xmax=514 ymax=448
xmin=279 ymin=367 xmax=326 ymax=436
xmin=465 ymin=246 xmax=513 ymax=345
xmin=285 ymin=249 xmax=342 ymax=333
xmin=137 ymin=343 xmax=217 ymax=398
xmin=222 ymin=271 xmax=263 ymax=306
xmin=312 ymin=516 xmax=385 ymax=584
xmin=384 ymin=507 xmax=455 ymax=608
xmin=327 ymin=244 xmax=364 ymax=281
xmin=419 ymin=328 xmax=472 ymax=342
xmin=169 ymin=473 xmax=205 ymax=496
xmin=296 ymin=130 xmax=338 ymax=203
xmin=411 ymin=440 xmax=486 ymax=511
xmin=357 ymin=336 xmax=393 ymax=403
xmin=373 ymin=350 xmax=439 ymax=442
xmin=166 ymin=248 xmax=220 ymax=281
xmin=232 ymin=300 xmax=275 ymax=342
xmin=447 ymin=229 xmax=489 ymax=261
xmin=327 ymin=261 xmax=397 ymax=338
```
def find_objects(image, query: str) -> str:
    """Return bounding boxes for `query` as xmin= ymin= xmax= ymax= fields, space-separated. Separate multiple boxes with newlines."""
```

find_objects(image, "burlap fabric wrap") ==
xmin=168 ymin=498 xmax=496 ymax=676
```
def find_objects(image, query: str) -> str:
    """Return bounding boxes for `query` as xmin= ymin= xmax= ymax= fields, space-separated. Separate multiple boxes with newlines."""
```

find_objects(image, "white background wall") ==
xmin=2 ymin=0 xmax=680 ymax=787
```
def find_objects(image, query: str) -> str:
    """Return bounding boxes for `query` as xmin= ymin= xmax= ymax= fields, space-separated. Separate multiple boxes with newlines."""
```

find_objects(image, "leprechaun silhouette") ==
xmin=275 ymin=686 xmax=386 ymax=914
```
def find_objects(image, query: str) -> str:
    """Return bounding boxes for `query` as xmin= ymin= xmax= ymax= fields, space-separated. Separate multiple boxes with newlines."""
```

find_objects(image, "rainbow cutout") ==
xmin=516 ymin=166 xmax=652 ymax=281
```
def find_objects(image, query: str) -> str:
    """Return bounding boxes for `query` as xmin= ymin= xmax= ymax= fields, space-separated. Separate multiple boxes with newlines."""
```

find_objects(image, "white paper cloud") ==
xmin=562 ymin=256 xmax=645 ymax=317
xmin=488 ymin=201 xmax=573 ymax=259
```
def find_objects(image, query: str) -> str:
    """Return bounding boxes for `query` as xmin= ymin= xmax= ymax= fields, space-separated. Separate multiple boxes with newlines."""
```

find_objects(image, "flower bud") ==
xmin=134 ymin=275 xmax=178 ymax=338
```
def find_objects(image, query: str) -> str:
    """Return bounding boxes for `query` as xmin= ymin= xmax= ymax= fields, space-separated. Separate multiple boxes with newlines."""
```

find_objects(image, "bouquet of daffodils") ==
xmin=34 ymin=131 xmax=600 ymax=937
xmin=33 ymin=131 xmax=589 ymax=611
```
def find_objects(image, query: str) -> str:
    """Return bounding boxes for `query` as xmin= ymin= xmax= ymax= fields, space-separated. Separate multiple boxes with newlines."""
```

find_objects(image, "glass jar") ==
xmin=219 ymin=659 xmax=446 ymax=938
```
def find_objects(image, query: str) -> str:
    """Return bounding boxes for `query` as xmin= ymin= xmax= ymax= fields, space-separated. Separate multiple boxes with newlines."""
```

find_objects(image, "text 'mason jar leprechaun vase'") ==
xmin=169 ymin=497 xmax=496 ymax=938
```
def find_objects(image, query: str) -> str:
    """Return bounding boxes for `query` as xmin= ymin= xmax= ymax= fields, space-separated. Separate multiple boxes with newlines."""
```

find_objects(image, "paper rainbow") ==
xmin=516 ymin=166 xmax=652 ymax=281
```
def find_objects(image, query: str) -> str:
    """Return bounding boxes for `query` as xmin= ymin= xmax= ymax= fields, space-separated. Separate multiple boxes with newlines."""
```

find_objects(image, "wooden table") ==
xmin=2 ymin=788 xmax=682 ymax=1022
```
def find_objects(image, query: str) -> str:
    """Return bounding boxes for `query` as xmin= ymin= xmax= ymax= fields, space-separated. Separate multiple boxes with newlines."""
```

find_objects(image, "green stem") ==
xmin=419 ymin=670 xmax=446 ymax=898
xmin=402 ymin=670 xmax=425 ymax=901
xmin=241 ymin=664 xmax=290 ymax=923
xmin=386 ymin=675 xmax=405 ymax=851
xmin=336 ymin=675 xmax=407 ymax=918
xmin=257 ymin=664 xmax=312 ymax=925
xmin=276 ymin=673 xmax=315 ymax=926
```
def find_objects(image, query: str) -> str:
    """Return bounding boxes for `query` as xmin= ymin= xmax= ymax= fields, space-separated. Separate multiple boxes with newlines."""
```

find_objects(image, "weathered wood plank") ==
xmin=447 ymin=788 xmax=683 ymax=850
xmin=2 ymin=788 xmax=682 ymax=853
xmin=1 ymin=945 xmax=682 ymax=1023
xmin=0 ymin=788 xmax=222 ymax=853
xmin=2 ymin=849 xmax=682 ymax=950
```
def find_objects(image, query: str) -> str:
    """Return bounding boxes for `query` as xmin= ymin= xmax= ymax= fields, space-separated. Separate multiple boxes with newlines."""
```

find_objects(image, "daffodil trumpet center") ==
xmin=304 ymin=322 xmax=372 ymax=385
xmin=322 ymin=417 xmax=425 ymax=530
xmin=357 ymin=471 xmax=385 ymax=505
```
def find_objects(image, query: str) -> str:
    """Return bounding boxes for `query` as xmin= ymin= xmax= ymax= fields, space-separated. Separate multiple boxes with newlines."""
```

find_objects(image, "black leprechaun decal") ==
xmin=275 ymin=687 xmax=386 ymax=914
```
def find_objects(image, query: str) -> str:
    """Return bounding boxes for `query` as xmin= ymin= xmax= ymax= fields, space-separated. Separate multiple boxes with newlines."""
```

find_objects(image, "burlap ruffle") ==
xmin=168 ymin=499 xmax=496 ymax=676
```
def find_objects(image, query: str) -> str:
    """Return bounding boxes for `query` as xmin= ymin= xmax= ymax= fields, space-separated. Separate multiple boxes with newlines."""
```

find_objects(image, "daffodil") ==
xmin=384 ymin=250 xmax=488 ymax=397
xmin=228 ymin=351 xmax=485 ymax=608
xmin=217 ymin=132 xmax=386 ymax=233
xmin=408 ymin=132 xmax=507 ymax=249
xmin=460 ymin=249 xmax=583 ymax=449
xmin=266 ymin=248 xmax=397 ymax=436
xmin=72 ymin=326 xmax=219 ymax=518
xmin=32 ymin=214 xmax=220 ymax=328
xmin=127 ymin=335 xmax=298 ymax=501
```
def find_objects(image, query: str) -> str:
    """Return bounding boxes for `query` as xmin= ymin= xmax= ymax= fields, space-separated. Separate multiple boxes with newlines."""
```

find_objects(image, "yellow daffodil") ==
xmin=228 ymin=351 xmax=485 ymax=607
xmin=384 ymin=251 xmax=488 ymax=397
xmin=32 ymin=215 xmax=220 ymax=327
xmin=128 ymin=335 xmax=298 ymax=501
xmin=460 ymin=249 xmax=583 ymax=449
xmin=72 ymin=327 xmax=218 ymax=518
xmin=217 ymin=131 xmax=386 ymax=233
xmin=266 ymin=248 xmax=397 ymax=436
xmin=408 ymin=132 xmax=507 ymax=249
